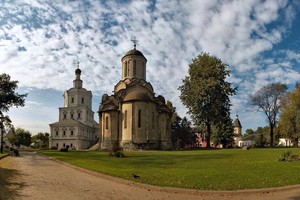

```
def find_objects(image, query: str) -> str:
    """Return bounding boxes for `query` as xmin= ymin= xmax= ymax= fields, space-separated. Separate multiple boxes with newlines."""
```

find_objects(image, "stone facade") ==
xmin=98 ymin=46 xmax=172 ymax=150
xmin=49 ymin=66 xmax=99 ymax=150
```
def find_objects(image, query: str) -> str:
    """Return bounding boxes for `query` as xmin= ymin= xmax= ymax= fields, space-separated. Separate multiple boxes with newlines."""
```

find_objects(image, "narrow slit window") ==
xmin=133 ymin=60 xmax=136 ymax=76
xmin=152 ymin=112 xmax=155 ymax=129
xmin=124 ymin=110 xmax=127 ymax=129
xmin=125 ymin=61 xmax=128 ymax=77
xmin=105 ymin=116 xmax=109 ymax=129
xmin=138 ymin=109 xmax=141 ymax=128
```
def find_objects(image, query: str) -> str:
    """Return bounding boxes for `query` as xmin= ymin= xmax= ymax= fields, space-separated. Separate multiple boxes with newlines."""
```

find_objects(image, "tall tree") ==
xmin=249 ymin=83 xmax=287 ymax=147
xmin=179 ymin=52 xmax=236 ymax=148
xmin=0 ymin=73 xmax=27 ymax=153
xmin=279 ymin=85 xmax=300 ymax=147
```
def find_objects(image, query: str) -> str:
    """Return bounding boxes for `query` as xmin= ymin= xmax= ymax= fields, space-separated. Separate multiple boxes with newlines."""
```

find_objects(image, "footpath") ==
xmin=1 ymin=151 xmax=300 ymax=200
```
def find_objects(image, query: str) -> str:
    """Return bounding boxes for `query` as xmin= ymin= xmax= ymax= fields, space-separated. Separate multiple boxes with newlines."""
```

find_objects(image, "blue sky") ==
xmin=1 ymin=0 xmax=300 ymax=135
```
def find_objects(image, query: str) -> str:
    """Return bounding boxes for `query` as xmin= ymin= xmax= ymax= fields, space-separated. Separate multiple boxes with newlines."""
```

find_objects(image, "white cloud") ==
xmin=0 ymin=0 xmax=299 ymax=133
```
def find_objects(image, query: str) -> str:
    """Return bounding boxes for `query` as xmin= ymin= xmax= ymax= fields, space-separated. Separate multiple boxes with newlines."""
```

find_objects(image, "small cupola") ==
xmin=73 ymin=61 xmax=83 ymax=89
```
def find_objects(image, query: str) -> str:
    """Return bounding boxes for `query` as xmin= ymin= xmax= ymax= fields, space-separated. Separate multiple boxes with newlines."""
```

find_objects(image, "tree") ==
xmin=249 ymin=83 xmax=287 ymax=146
xmin=0 ymin=115 xmax=12 ymax=153
xmin=167 ymin=101 xmax=196 ymax=149
xmin=245 ymin=129 xmax=254 ymax=136
xmin=0 ymin=73 xmax=27 ymax=153
xmin=171 ymin=116 xmax=196 ymax=149
xmin=178 ymin=52 xmax=236 ymax=148
xmin=279 ymin=85 xmax=300 ymax=147
xmin=212 ymin=116 xmax=234 ymax=148
xmin=8 ymin=128 xmax=31 ymax=147
xmin=31 ymin=132 xmax=49 ymax=149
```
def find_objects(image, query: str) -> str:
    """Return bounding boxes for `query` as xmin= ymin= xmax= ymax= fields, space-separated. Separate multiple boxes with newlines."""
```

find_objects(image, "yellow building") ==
xmin=98 ymin=44 xmax=171 ymax=150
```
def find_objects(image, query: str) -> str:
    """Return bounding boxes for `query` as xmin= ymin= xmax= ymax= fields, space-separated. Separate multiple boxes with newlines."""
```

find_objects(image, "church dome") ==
xmin=125 ymin=49 xmax=144 ymax=57
xmin=75 ymin=68 xmax=81 ymax=75
xmin=123 ymin=89 xmax=152 ymax=101
xmin=122 ymin=48 xmax=146 ymax=61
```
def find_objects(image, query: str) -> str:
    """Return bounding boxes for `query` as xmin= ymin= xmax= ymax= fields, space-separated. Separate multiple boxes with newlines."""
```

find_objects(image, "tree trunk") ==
xmin=206 ymin=122 xmax=211 ymax=149
xmin=270 ymin=124 xmax=274 ymax=147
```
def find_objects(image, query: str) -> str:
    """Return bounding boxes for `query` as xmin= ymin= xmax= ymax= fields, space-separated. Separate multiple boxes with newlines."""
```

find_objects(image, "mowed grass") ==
xmin=39 ymin=148 xmax=300 ymax=190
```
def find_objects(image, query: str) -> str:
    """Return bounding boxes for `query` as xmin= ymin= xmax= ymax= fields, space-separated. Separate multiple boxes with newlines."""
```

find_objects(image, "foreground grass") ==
xmin=39 ymin=148 xmax=300 ymax=190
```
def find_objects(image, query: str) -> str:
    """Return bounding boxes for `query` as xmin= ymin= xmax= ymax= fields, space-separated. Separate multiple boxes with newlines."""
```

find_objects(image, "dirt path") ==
xmin=1 ymin=151 xmax=300 ymax=200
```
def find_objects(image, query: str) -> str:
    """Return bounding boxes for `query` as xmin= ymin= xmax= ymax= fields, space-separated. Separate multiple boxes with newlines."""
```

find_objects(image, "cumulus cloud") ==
xmin=0 ymin=0 xmax=300 ymax=133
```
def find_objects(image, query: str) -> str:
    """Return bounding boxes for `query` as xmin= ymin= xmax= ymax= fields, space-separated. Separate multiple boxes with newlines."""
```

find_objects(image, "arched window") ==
xmin=138 ymin=109 xmax=141 ymax=128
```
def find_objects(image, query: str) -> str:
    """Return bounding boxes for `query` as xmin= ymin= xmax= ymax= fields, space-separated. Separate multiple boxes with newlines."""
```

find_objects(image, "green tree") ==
xmin=31 ymin=132 xmax=49 ymax=149
xmin=279 ymin=85 xmax=300 ymax=147
xmin=245 ymin=129 xmax=254 ymax=136
xmin=166 ymin=101 xmax=179 ymax=124
xmin=8 ymin=128 xmax=31 ymax=147
xmin=212 ymin=116 xmax=234 ymax=148
xmin=167 ymin=101 xmax=196 ymax=149
xmin=171 ymin=116 xmax=196 ymax=149
xmin=0 ymin=73 xmax=27 ymax=153
xmin=178 ymin=52 xmax=236 ymax=148
xmin=249 ymin=83 xmax=287 ymax=146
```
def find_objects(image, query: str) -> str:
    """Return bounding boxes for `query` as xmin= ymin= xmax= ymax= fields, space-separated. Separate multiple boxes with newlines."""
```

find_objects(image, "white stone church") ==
xmin=98 ymin=44 xmax=172 ymax=150
xmin=49 ymin=65 xmax=99 ymax=150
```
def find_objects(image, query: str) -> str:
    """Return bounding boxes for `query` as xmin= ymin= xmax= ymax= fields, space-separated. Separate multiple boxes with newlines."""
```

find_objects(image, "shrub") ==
xmin=277 ymin=151 xmax=300 ymax=162
xmin=109 ymin=142 xmax=124 ymax=158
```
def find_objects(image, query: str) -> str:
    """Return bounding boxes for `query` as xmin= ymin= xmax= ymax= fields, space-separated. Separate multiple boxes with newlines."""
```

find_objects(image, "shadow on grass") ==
xmin=0 ymin=167 xmax=25 ymax=200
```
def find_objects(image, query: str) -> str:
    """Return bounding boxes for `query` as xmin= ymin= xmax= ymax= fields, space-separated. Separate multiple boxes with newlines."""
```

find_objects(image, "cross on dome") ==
xmin=131 ymin=36 xmax=138 ymax=49
xmin=76 ymin=60 xmax=80 ymax=69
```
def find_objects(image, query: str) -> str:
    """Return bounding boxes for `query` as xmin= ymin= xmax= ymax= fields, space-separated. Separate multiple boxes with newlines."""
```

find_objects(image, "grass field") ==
xmin=39 ymin=148 xmax=300 ymax=191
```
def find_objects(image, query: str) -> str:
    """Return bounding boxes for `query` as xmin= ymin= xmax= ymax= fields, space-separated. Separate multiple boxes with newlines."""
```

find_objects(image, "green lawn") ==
xmin=39 ymin=148 xmax=300 ymax=190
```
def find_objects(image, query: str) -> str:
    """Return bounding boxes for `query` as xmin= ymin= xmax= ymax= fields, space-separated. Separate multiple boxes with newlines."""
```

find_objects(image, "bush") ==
xmin=109 ymin=143 xmax=124 ymax=158
xmin=50 ymin=146 xmax=58 ymax=150
xmin=277 ymin=151 xmax=300 ymax=162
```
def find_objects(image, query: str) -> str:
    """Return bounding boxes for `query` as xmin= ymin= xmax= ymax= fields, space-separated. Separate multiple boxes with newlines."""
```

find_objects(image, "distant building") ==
xmin=238 ymin=134 xmax=257 ymax=147
xmin=278 ymin=138 xmax=294 ymax=147
xmin=98 ymin=44 xmax=172 ymax=150
xmin=49 ymin=65 xmax=99 ymax=150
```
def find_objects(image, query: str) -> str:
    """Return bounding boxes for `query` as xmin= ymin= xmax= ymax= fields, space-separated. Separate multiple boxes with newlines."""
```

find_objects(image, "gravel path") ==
xmin=1 ymin=151 xmax=300 ymax=200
